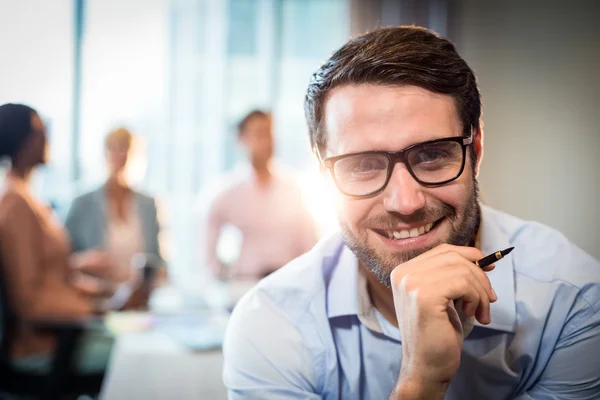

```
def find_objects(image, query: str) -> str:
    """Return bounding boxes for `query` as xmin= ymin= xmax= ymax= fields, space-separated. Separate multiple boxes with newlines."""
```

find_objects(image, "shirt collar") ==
xmin=326 ymin=243 xmax=360 ymax=319
xmin=474 ymin=204 xmax=517 ymax=332
xmin=326 ymin=204 xmax=516 ymax=333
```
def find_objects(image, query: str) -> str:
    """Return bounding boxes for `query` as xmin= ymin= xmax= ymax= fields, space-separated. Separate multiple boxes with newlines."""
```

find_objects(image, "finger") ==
xmin=436 ymin=245 xmax=486 ymax=262
xmin=482 ymin=264 xmax=495 ymax=272
xmin=395 ymin=243 xmax=470 ymax=265
xmin=425 ymin=265 xmax=492 ymax=324
xmin=453 ymin=263 xmax=492 ymax=323
xmin=70 ymin=273 xmax=103 ymax=297
xmin=423 ymin=254 xmax=495 ymax=303
xmin=436 ymin=274 xmax=482 ymax=313
xmin=466 ymin=272 xmax=491 ymax=324
xmin=465 ymin=259 xmax=497 ymax=302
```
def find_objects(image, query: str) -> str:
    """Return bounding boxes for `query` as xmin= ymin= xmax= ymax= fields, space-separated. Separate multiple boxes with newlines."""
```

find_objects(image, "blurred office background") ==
xmin=1 ymin=0 xmax=599 ymax=281
xmin=1 ymin=0 xmax=599 ymax=397
xmin=0 ymin=0 xmax=598 ymax=299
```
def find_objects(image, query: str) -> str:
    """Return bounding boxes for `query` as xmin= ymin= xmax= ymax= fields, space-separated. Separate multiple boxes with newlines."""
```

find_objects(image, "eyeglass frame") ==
xmin=315 ymin=131 xmax=474 ymax=198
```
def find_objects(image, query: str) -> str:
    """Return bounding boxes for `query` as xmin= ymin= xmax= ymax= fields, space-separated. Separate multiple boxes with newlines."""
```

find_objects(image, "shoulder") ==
xmin=133 ymin=190 xmax=156 ymax=207
xmin=226 ymin=234 xmax=343 ymax=345
xmin=485 ymin=206 xmax=600 ymax=306
xmin=70 ymin=187 xmax=102 ymax=208
xmin=272 ymin=164 xmax=304 ymax=188
xmin=224 ymin=235 xmax=343 ymax=389
xmin=0 ymin=186 xmax=39 ymax=233
xmin=0 ymin=186 xmax=32 ymax=216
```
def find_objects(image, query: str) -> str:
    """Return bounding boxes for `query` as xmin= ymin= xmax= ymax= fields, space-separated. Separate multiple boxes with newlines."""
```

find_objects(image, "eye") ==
xmin=353 ymin=155 xmax=387 ymax=172
xmin=333 ymin=154 xmax=388 ymax=182
xmin=413 ymin=148 xmax=450 ymax=164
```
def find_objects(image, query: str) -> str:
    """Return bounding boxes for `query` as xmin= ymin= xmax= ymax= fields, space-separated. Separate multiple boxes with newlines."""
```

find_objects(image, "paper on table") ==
xmin=154 ymin=312 xmax=229 ymax=351
xmin=105 ymin=312 xmax=155 ymax=335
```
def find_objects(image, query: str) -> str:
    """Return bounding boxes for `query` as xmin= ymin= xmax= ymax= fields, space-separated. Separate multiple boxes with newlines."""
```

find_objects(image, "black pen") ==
xmin=475 ymin=247 xmax=514 ymax=269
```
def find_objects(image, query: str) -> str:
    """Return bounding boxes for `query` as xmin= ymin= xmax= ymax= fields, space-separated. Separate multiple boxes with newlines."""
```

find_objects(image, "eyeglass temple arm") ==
xmin=313 ymin=143 xmax=325 ymax=164
xmin=463 ymin=129 xmax=475 ymax=145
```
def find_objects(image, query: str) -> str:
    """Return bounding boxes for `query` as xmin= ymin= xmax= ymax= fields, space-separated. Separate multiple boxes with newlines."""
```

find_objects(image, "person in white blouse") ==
xmin=65 ymin=127 xmax=167 ymax=310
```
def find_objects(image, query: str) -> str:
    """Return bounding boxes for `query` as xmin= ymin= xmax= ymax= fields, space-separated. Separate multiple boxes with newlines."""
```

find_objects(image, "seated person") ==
xmin=223 ymin=27 xmax=600 ymax=399
xmin=199 ymin=110 xmax=319 ymax=280
xmin=65 ymin=127 xmax=167 ymax=311
xmin=0 ymin=103 xmax=117 ymax=374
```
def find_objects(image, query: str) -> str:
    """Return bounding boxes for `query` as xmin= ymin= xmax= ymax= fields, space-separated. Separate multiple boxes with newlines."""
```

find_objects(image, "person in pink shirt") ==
xmin=201 ymin=110 xmax=319 ymax=280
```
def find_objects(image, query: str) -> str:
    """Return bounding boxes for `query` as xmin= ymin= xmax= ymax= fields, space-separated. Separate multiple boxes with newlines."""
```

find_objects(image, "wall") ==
xmin=0 ymin=0 xmax=74 ymax=200
xmin=349 ymin=0 xmax=600 ymax=259
xmin=453 ymin=0 xmax=600 ymax=259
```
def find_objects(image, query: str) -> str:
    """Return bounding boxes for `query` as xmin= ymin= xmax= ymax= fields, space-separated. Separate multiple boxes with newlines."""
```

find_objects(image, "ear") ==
xmin=473 ymin=128 xmax=484 ymax=177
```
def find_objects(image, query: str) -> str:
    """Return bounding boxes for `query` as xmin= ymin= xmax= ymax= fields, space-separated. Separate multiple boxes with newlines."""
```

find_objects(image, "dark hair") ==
xmin=304 ymin=26 xmax=481 ymax=159
xmin=0 ymin=103 xmax=37 ymax=161
xmin=237 ymin=109 xmax=271 ymax=136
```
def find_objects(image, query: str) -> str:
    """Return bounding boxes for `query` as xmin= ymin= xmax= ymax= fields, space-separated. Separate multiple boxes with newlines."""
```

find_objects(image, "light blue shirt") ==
xmin=223 ymin=205 xmax=600 ymax=399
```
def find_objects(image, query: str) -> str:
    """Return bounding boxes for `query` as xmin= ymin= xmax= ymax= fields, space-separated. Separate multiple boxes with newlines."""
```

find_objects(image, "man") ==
xmin=201 ymin=110 xmax=318 ymax=280
xmin=222 ymin=27 xmax=600 ymax=399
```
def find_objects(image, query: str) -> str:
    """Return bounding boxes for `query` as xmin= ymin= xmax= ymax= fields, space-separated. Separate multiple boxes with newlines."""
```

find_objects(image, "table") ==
xmin=101 ymin=329 xmax=227 ymax=399
xmin=100 ymin=280 xmax=258 ymax=399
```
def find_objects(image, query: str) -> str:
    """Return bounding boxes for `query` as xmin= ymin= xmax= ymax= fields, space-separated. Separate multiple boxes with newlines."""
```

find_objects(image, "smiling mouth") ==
xmin=373 ymin=217 xmax=444 ymax=240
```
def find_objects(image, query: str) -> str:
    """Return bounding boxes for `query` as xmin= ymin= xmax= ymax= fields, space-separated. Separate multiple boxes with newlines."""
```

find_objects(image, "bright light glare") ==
xmin=297 ymin=166 xmax=339 ymax=237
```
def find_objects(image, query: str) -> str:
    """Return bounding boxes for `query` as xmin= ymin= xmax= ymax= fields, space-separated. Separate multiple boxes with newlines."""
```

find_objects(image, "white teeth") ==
xmin=387 ymin=222 xmax=435 ymax=240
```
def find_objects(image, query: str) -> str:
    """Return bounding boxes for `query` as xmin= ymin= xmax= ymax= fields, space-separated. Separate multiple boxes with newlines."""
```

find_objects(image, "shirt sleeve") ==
xmin=515 ymin=295 xmax=600 ymax=399
xmin=222 ymin=289 xmax=323 ymax=399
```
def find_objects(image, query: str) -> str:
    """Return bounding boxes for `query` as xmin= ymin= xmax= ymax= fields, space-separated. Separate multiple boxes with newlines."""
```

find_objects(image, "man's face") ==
xmin=323 ymin=84 xmax=481 ymax=287
xmin=240 ymin=115 xmax=274 ymax=166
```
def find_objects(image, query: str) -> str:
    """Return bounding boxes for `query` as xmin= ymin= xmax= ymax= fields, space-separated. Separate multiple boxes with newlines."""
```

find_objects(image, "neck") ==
xmin=107 ymin=173 xmax=128 ymax=188
xmin=106 ymin=174 xmax=130 ymax=196
xmin=252 ymin=161 xmax=272 ymax=184
xmin=362 ymin=264 xmax=399 ymax=327
xmin=8 ymin=165 xmax=34 ymax=182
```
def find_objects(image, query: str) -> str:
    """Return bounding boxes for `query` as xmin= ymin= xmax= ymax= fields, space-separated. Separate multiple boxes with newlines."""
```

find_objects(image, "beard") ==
xmin=341 ymin=178 xmax=481 ymax=288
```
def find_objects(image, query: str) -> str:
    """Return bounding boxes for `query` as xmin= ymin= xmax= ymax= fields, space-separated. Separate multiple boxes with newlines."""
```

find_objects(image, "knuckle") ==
xmin=459 ymin=264 xmax=473 ymax=278
xmin=438 ymin=243 xmax=454 ymax=252
xmin=448 ymin=251 xmax=464 ymax=264
xmin=459 ymin=276 xmax=471 ymax=290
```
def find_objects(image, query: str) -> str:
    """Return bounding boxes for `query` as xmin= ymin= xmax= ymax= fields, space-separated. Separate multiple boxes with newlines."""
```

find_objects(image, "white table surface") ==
xmin=100 ymin=281 xmax=258 ymax=399
xmin=101 ymin=330 xmax=226 ymax=399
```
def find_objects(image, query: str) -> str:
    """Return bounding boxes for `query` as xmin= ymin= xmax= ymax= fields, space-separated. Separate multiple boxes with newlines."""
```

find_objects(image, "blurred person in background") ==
xmin=65 ymin=127 xmax=167 ymax=311
xmin=0 ymin=103 xmax=116 ymax=374
xmin=200 ymin=110 xmax=318 ymax=280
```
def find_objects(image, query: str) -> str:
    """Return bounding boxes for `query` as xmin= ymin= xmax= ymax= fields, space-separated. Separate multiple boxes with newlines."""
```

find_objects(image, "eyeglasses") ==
xmin=317 ymin=133 xmax=473 ymax=197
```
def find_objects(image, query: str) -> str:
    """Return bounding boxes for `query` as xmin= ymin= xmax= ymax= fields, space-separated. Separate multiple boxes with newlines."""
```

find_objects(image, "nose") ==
xmin=382 ymin=163 xmax=426 ymax=215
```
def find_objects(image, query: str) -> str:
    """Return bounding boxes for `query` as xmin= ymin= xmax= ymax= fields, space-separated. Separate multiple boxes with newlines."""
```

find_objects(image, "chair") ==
xmin=0 ymin=259 xmax=105 ymax=399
